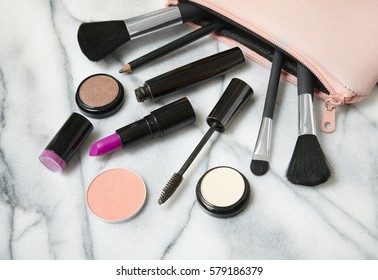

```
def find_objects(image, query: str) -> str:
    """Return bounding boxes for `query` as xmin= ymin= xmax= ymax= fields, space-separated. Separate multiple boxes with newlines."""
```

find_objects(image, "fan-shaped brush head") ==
xmin=77 ymin=20 xmax=130 ymax=61
xmin=286 ymin=134 xmax=332 ymax=186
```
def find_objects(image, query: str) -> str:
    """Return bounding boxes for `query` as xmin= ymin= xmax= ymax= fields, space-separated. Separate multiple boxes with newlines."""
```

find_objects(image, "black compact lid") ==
xmin=196 ymin=166 xmax=250 ymax=218
xmin=76 ymin=74 xmax=125 ymax=119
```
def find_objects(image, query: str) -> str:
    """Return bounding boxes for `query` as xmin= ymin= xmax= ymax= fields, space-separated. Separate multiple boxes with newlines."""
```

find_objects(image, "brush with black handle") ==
xmin=77 ymin=3 xmax=207 ymax=61
xmin=251 ymin=49 xmax=284 ymax=175
xmin=286 ymin=62 xmax=332 ymax=186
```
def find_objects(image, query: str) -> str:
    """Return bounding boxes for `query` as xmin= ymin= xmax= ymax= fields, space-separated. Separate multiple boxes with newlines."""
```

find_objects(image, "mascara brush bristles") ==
xmin=158 ymin=173 xmax=183 ymax=205
xmin=286 ymin=134 xmax=332 ymax=186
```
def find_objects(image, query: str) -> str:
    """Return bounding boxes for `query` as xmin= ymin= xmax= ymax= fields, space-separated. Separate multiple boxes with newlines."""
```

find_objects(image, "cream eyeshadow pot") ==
xmin=76 ymin=74 xmax=125 ymax=118
xmin=196 ymin=166 xmax=250 ymax=218
xmin=86 ymin=168 xmax=147 ymax=223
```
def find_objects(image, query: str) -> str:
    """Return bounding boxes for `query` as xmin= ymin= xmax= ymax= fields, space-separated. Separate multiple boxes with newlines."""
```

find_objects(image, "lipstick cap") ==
xmin=207 ymin=78 xmax=253 ymax=132
xmin=39 ymin=113 xmax=93 ymax=172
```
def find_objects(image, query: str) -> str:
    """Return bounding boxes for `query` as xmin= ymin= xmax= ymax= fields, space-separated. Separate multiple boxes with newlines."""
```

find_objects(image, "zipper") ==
xmin=181 ymin=0 xmax=344 ymax=132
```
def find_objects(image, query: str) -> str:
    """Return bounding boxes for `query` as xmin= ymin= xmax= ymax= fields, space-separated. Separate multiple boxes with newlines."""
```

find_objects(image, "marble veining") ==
xmin=0 ymin=0 xmax=377 ymax=260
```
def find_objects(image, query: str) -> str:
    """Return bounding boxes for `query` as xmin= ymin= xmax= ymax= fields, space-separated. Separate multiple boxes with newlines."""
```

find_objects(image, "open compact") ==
xmin=86 ymin=168 xmax=147 ymax=223
xmin=76 ymin=74 xmax=125 ymax=118
xmin=196 ymin=166 xmax=250 ymax=218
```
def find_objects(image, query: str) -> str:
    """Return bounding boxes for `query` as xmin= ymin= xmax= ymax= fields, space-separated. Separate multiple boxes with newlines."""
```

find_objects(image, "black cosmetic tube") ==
xmin=116 ymin=97 xmax=196 ymax=147
xmin=135 ymin=47 xmax=245 ymax=102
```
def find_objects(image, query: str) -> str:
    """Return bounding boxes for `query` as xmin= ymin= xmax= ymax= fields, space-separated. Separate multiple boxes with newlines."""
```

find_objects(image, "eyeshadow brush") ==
xmin=77 ymin=3 xmax=207 ymax=61
xmin=285 ymin=62 xmax=332 ymax=186
xmin=158 ymin=78 xmax=253 ymax=205
xmin=251 ymin=49 xmax=284 ymax=175
xmin=119 ymin=21 xmax=225 ymax=73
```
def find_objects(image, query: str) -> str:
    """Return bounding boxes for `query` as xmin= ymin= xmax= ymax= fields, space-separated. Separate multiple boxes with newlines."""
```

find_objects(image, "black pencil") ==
xmin=119 ymin=21 xmax=225 ymax=73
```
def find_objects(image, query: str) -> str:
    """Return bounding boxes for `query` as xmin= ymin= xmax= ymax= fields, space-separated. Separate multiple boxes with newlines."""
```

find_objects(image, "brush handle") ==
xmin=296 ymin=62 xmax=316 ymax=136
xmin=128 ymin=21 xmax=225 ymax=71
xmin=125 ymin=3 xmax=206 ymax=40
xmin=263 ymin=49 xmax=284 ymax=119
xmin=297 ymin=63 xmax=314 ymax=97
xmin=178 ymin=2 xmax=207 ymax=22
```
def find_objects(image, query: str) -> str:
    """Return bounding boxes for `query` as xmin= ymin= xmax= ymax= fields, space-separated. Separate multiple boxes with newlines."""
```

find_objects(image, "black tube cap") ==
xmin=40 ymin=113 xmax=93 ymax=172
xmin=207 ymin=78 xmax=254 ymax=132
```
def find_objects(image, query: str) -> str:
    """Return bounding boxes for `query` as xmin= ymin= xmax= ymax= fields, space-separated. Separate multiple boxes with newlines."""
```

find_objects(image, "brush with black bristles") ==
xmin=158 ymin=78 xmax=254 ymax=205
xmin=285 ymin=62 xmax=332 ymax=186
xmin=77 ymin=2 xmax=207 ymax=61
xmin=251 ymin=49 xmax=284 ymax=175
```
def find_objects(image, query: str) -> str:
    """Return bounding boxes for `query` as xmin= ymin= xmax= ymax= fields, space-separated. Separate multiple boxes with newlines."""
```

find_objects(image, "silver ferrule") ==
xmin=125 ymin=6 xmax=183 ymax=39
xmin=252 ymin=117 xmax=273 ymax=161
xmin=298 ymin=93 xmax=316 ymax=136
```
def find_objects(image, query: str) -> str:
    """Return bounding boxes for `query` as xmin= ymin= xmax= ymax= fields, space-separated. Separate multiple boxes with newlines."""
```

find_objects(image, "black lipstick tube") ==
xmin=116 ymin=97 xmax=196 ymax=147
xmin=134 ymin=47 xmax=245 ymax=102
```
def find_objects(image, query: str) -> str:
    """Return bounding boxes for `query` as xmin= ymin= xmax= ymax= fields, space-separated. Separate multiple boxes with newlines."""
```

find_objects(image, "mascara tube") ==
xmin=134 ymin=47 xmax=245 ymax=102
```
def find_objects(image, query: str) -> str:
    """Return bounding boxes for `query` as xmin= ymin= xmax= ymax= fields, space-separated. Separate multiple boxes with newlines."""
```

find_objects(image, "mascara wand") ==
xmin=158 ymin=78 xmax=254 ymax=205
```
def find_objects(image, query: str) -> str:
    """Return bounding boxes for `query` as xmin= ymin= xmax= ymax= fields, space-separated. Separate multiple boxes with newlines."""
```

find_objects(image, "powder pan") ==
xmin=196 ymin=166 xmax=250 ymax=218
xmin=76 ymin=73 xmax=125 ymax=118
xmin=86 ymin=168 xmax=147 ymax=223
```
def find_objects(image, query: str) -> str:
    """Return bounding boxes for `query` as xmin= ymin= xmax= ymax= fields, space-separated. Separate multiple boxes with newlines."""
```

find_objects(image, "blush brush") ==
xmin=158 ymin=78 xmax=254 ymax=205
xmin=77 ymin=3 xmax=206 ymax=61
xmin=286 ymin=62 xmax=332 ymax=186
xmin=250 ymin=49 xmax=284 ymax=175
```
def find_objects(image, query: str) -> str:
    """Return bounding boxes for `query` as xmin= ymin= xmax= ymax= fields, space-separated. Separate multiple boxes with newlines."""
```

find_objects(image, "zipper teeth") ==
xmin=189 ymin=1 xmax=342 ymax=102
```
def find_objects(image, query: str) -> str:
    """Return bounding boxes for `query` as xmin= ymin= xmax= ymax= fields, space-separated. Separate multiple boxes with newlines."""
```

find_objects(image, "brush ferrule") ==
xmin=125 ymin=6 xmax=183 ymax=39
xmin=298 ymin=93 xmax=316 ymax=136
xmin=253 ymin=117 xmax=272 ymax=161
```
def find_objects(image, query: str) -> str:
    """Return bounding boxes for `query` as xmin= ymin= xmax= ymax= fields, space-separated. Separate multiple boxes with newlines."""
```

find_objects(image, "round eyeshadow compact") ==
xmin=196 ymin=166 xmax=250 ymax=218
xmin=76 ymin=73 xmax=125 ymax=118
xmin=86 ymin=168 xmax=147 ymax=223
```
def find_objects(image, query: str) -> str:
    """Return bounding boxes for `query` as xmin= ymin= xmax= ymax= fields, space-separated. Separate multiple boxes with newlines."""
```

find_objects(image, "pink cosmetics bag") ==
xmin=167 ymin=0 xmax=378 ymax=132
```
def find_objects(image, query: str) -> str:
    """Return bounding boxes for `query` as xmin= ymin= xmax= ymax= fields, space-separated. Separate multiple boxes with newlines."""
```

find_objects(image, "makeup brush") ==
xmin=286 ymin=62 xmax=332 ymax=186
xmin=77 ymin=3 xmax=207 ymax=61
xmin=250 ymin=49 xmax=284 ymax=175
xmin=158 ymin=78 xmax=254 ymax=205
xmin=119 ymin=21 xmax=225 ymax=73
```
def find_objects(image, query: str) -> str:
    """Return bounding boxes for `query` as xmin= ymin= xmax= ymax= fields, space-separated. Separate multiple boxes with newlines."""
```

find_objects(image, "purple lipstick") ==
xmin=89 ymin=133 xmax=122 ymax=156
xmin=89 ymin=97 xmax=196 ymax=157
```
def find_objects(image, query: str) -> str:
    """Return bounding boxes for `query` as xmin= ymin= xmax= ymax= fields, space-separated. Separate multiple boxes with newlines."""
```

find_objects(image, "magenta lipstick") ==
xmin=89 ymin=97 xmax=196 ymax=157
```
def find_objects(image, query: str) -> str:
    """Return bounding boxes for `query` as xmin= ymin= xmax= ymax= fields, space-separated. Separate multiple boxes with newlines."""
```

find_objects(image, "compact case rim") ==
xmin=196 ymin=166 xmax=250 ymax=218
xmin=75 ymin=73 xmax=125 ymax=119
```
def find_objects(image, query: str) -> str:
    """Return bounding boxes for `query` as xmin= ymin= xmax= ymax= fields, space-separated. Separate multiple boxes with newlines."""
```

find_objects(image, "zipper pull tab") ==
xmin=321 ymin=98 xmax=341 ymax=133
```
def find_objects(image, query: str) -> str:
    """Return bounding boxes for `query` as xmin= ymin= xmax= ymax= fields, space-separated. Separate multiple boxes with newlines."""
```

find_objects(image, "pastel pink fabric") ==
xmin=168 ymin=0 xmax=378 ymax=103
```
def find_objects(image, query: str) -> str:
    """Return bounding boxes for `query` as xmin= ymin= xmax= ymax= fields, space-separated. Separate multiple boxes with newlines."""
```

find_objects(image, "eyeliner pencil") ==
xmin=119 ymin=21 xmax=225 ymax=73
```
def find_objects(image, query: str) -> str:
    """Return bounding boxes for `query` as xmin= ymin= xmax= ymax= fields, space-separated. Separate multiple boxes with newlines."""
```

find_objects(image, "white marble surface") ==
xmin=0 ymin=0 xmax=378 ymax=260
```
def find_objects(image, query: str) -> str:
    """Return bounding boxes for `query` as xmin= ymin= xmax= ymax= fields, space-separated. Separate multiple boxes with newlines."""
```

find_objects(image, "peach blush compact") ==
xmin=196 ymin=166 xmax=250 ymax=218
xmin=86 ymin=168 xmax=146 ymax=222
